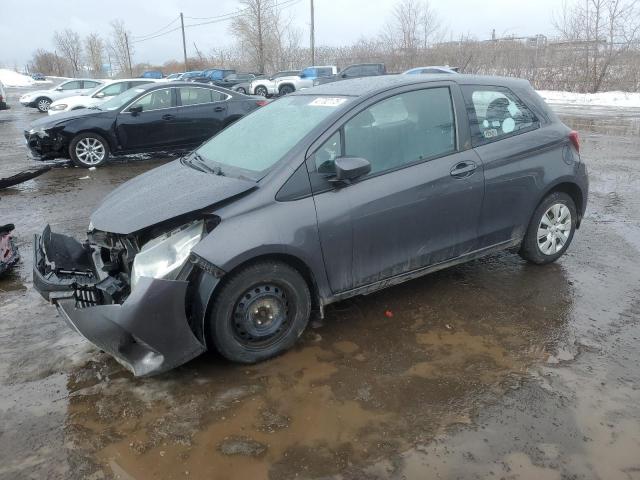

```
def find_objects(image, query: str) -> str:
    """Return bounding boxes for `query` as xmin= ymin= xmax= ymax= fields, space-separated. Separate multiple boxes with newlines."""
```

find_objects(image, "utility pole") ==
xmin=180 ymin=12 xmax=188 ymax=71
xmin=125 ymin=32 xmax=133 ymax=77
xmin=310 ymin=0 xmax=315 ymax=66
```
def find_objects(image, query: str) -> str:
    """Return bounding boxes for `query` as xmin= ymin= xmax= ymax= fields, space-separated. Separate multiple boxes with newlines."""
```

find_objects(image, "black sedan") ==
xmin=25 ymin=82 xmax=268 ymax=168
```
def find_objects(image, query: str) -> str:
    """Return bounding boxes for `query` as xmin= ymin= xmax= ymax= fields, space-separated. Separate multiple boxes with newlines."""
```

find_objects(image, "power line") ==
xmin=131 ymin=16 xmax=181 ymax=40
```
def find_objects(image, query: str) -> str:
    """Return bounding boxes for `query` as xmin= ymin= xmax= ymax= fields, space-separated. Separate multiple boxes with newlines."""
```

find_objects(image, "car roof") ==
xmin=134 ymin=81 xmax=235 ymax=92
xmin=293 ymin=74 xmax=531 ymax=98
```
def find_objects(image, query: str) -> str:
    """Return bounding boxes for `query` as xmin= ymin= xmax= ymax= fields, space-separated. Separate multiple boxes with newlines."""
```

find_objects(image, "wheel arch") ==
xmin=278 ymin=83 xmax=295 ymax=93
xmin=68 ymin=129 xmax=117 ymax=153
xmin=539 ymin=181 xmax=585 ymax=228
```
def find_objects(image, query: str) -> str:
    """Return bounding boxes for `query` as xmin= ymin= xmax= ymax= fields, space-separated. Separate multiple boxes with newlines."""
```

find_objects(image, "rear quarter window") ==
xmin=461 ymin=85 xmax=539 ymax=147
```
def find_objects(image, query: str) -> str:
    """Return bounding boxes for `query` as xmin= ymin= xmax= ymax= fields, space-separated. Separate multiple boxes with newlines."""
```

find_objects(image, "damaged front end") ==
xmin=33 ymin=224 xmax=220 ymax=376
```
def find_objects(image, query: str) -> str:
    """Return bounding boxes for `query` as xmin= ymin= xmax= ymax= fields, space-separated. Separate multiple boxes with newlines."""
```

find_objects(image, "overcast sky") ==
xmin=1 ymin=0 xmax=563 ymax=69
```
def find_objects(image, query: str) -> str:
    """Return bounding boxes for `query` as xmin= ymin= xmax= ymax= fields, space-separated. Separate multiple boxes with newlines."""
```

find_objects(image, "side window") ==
xmin=129 ymin=88 xmax=172 ymax=111
xmin=211 ymin=90 xmax=228 ymax=102
xmin=83 ymin=81 xmax=101 ymax=89
xmin=343 ymin=66 xmax=361 ymax=77
xmin=61 ymin=80 xmax=82 ymax=90
xmin=462 ymin=85 xmax=539 ymax=146
xmin=179 ymin=87 xmax=213 ymax=106
xmin=100 ymin=82 xmax=127 ymax=97
xmin=343 ymin=88 xmax=456 ymax=175
xmin=361 ymin=65 xmax=380 ymax=76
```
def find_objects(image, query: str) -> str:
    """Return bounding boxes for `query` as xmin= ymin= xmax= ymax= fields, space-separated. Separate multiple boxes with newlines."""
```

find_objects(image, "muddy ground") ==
xmin=0 ymin=86 xmax=639 ymax=480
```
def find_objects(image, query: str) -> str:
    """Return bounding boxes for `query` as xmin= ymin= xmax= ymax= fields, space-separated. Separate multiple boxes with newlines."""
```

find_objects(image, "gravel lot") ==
xmin=0 ymin=85 xmax=639 ymax=480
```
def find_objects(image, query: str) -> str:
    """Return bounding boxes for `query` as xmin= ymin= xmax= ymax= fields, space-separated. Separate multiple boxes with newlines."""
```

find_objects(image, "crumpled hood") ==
xmin=30 ymin=108 xmax=107 ymax=129
xmin=90 ymin=160 xmax=257 ymax=235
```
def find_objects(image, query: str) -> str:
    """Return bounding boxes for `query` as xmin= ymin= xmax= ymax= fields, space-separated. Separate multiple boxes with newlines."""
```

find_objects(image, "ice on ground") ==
xmin=538 ymin=90 xmax=640 ymax=108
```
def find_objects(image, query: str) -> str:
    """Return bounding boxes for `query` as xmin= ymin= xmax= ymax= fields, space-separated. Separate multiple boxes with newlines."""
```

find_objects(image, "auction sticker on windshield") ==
xmin=309 ymin=97 xmax=347 ymax=107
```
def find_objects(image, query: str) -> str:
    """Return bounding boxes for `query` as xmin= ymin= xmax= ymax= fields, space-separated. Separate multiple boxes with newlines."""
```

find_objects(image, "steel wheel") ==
xmin=75 ymin=137 xmax=106 ymax=166
xmin=37 ymin=98 xmax=51 ymax=112
xmin=232 ymin=284 xmax=290 ymax=349
xmin=537 ymin=203 xmax=572 ymax=255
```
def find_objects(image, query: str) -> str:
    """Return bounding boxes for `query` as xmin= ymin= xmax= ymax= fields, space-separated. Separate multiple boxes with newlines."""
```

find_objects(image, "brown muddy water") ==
xmin=0 ymin=88 xmax=639 ymax=480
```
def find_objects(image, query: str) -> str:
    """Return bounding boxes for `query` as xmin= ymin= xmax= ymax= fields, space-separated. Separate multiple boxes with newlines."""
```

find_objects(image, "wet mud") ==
xmin=1 ymin=87 xmax=639 ymax=479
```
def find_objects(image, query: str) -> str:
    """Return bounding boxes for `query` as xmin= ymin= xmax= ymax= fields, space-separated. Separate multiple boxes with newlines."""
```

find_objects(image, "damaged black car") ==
xmin=24 ymin=82 xmax=268 ymax=168
xmin=34 ymin=75 xmax=588 ymax=376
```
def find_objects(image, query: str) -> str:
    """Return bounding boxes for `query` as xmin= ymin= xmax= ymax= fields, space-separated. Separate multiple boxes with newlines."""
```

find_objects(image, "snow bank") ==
xmin=538 ymin=90 xmax=640 ymax=108
xmin=0 ymin=69 xmax=36 ymax=87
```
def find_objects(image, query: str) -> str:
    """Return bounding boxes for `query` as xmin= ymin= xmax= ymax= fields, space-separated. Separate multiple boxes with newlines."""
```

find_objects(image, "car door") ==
xmin=459 ymin=85 xmax=544 ymax=248
xmin=173 ymin=86 xmax=229 ymax=146
xmin=115 ymin=87 xmax=179 ymax=151
xmin=307 ymin=85 xmax=485 ymax=293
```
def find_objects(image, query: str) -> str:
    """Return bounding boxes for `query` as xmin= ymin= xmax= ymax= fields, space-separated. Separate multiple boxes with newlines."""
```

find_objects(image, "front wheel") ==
xmin=207 ymin=261 xmax=311 ymax=363
xmin=255 ymin=86 xmax=268 ymax=97
xmin=69 ymin=133 xmax=110 ymax=168
xmin=279 ymin=84 xmax=294 ymax=95
xmin=519 ymin=192 xmax=577 ymax=264
xmin=36 ymin=97 xmax=51 ymax=112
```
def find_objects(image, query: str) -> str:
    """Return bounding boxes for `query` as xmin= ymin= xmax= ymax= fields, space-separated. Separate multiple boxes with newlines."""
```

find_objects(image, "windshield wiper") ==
xmin=185 ymin=152 xmax=224 ymax=175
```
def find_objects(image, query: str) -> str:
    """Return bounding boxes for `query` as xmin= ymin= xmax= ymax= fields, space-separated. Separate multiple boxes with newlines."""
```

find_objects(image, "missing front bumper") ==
xmin=33 ymin=227 xmax=206 ymax=376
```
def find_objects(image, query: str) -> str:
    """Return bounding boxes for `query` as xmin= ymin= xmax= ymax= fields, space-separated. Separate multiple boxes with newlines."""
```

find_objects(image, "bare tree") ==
xmin=29 ymin=49 xmax=66 ymax=76
xmin=107 ymin=20 xmax=133 ymax=77
xmin=230 ymin=0 xmax=273 ymax=73
xmin=85 ymin=33 xmax=104 ymax=76
xmin=554 ymin=0 xmax=640 ymax=92
xmin=53 ymin=29 xmax=83 ymax=75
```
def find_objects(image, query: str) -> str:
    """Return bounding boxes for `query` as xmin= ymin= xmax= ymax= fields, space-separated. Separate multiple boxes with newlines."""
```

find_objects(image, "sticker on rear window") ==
xmin=309 ymin=97 xmax=347 ymax=107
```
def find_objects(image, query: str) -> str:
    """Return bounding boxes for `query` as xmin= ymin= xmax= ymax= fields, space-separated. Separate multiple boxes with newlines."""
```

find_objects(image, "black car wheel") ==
xmin=519 ymin=192 xmax=577 ymax=265
xmin=255 ymin=86 xmax=268 ymax=97
xmin=36 ymin=97 xmax=52 ymax=112
xmin=69 ymin=133 xmax=110 ymax=168
xmin=207 ymin=261 xmax=311 ymax=363
xmin=236 ymin=87 xmax=246 ymax=94
xmin=279 ymin=84 xmax=294 ymax=95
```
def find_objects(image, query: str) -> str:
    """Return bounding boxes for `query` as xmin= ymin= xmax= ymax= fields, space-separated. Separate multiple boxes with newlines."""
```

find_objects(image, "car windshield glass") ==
xmin=84 ymin=84 xmax=106 ymax=96
xmin=97 ymin=88 xmax=147 ymax=111
xmin=196 ymin=95 xmax=351 ymax=177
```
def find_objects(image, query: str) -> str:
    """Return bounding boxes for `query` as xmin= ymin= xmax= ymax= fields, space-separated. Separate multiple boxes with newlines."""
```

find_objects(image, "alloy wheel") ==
xmin=75 ymin=137 xmax=106 ymax=166
xmin=38 ymin=99 xmax=50 ymax=111
xmin=537 ymin=203 xmax=572 ymax=255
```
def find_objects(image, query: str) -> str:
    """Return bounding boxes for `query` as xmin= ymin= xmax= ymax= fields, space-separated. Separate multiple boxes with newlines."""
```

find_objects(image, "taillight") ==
xmin=256 ymin=100 xmax=269 ymax=107
xmin=569 ymin=131 xmax=580 ymax=153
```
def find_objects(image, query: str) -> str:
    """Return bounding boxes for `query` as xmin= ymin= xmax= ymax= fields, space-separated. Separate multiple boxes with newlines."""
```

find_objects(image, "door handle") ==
xmin=162 ymin=114 xmax=175 ymax=120
xmin=213 ymin=106 xmax=225 ymax=112
xmin=450 ymin=161 xmax=477 ymax=178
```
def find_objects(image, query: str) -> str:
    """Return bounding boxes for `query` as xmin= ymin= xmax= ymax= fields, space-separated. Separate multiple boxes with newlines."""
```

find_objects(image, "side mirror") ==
xmin=341 ymin=73 xmax=348 ymax=78
xmin=128 ymin=105 xmax=143 ymax=115
xmin=55 ymin=87 xmax=63 ymax=91
xmin=94 ymin=92 xmax=105 ymax=99
xmin=332 ymin=156 xmax=371 ymax=183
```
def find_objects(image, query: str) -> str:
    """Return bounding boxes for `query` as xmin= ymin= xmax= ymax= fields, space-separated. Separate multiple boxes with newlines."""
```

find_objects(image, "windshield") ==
xmin=196 ymin=95 xmax=352 ymax=176
xmin=97 ymin=88 xmax=147 ymax=111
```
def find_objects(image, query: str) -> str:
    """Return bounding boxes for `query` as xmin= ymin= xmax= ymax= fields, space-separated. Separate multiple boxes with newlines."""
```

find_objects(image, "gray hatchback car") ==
xmin=34 ymin=74 xmax=588 ymax=376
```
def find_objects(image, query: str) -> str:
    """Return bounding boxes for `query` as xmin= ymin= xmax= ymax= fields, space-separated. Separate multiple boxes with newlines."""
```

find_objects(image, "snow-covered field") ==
xmin=538 ymin=90 xmax=640 ymax=109
xmin=0 ymin=69 xmax=53 ymax=87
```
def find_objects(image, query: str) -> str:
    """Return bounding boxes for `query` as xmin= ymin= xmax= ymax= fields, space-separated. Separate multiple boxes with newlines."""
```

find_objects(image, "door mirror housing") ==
xmin=128 ymin=105 xmax=143 ymax=115
xmin=94 ymin=92 xmax=105 ymax=99
xmin=55 ymin=87 xmax=63 ymax=91
xmin=332 ymin=156 xmax=371 ymax=183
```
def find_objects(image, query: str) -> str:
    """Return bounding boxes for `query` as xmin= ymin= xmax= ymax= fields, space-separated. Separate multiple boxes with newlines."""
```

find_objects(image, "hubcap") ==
xmin=38 ymin=99 xmax=50 ymax=111
xmin=232 ymin=284 xmax=289 ymax=348
xmin=256 ymin=87 xmax=267 ymax=97
xmin=537 ymin=203 xmax=572 ymax=255
xmin=75 ymin=138 xmax=106 ymax=165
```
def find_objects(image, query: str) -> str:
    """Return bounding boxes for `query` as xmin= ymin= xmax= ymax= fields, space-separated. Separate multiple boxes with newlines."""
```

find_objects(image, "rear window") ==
xmin=461 ymin=85 xmax=539 ymax=146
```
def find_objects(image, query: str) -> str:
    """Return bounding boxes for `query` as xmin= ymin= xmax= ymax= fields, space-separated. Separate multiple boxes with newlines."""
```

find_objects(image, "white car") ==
xmin=19 ymin=79 xmax=104 ymax=112
xmin=403 ymin=66 xmax=459 ymax=75
xmin=48 ymin=79 xmax=157 ymax=115
xmin=249 ymin=70 xmax=301 ymax=97
xmin=0 ymin=80 xmax=8 ymax=110
xmin=273 ymin=66 xmax=338 ymax=95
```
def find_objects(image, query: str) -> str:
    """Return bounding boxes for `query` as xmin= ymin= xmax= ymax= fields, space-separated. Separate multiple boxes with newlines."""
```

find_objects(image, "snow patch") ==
xmin=0 ymin=69 xmax=36 ymax=87
xmin=538 ymin=90 xmax=640 ymax=108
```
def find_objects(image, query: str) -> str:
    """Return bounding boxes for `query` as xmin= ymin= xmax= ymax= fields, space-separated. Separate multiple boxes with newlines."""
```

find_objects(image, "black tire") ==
xmin=36 ymin=97 xmax=52 ymax=112
xmin=255 ymin=86 xmax=268 ymax=97
xmin=236 ymin=87 xmax=246 ymax=94
xmin=69 ymin=132 xmax=110 ymax=168
xmin=207 ymin=261 xmax=311 ymax=363
xmin=519 ymin=192 xmax=577 ymax=265
xmin=279 ymin=84 xmax=294 ymax=95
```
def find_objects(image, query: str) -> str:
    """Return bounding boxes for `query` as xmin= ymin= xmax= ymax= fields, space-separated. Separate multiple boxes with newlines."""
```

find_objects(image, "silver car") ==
xmin=19 ymin=78 xmax=104 ymax=112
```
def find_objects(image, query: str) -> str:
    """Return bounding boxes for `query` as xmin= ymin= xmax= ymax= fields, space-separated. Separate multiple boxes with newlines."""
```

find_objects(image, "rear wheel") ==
xmin=255 ymin=85 xmax=268 ymax=97
xmin=519 ymin=192 xmax=577 ymax=264
xmin=279 ymin=84 xmax=294 ymax=95
xmin=69 ymin=133 xmax=109 ymax=168
xmin=207 ymin=261 xmax=311 ymax=363
xmin=236 ymin=86 xmax=247 ymax=94
xmin=36 ymin=97 xmax=51 ymax=112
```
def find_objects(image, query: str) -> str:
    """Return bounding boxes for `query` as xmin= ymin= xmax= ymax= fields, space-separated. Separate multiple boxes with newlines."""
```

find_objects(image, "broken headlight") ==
xmin=130 ymin=220 xmax=204 ymax=290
